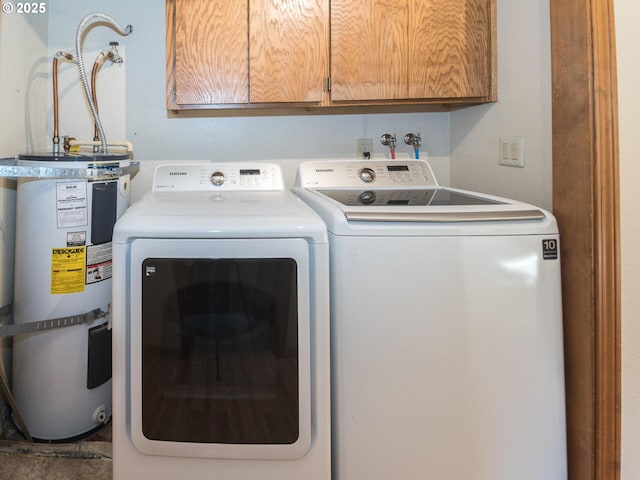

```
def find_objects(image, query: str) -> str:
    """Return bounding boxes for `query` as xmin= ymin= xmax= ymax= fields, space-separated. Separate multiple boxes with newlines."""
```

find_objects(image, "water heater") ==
xmin=11 ymin=154 xmax=132 ymax=440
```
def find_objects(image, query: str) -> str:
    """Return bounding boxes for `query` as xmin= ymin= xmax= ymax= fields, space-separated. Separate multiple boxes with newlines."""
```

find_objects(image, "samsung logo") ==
xmin=315 ymin=168 xmax=334 ymax=173
xmin=169 ymin=172 xmax=188 ymax=176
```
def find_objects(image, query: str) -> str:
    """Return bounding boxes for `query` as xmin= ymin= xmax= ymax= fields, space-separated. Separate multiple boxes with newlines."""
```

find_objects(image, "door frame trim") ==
xmin=550 ymin=1 xmax=621 ymax=479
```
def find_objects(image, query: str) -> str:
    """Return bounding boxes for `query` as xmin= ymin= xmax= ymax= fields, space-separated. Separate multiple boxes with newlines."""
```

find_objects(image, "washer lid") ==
xmin=295 ymin=187 xmax=555 ymax=235
xmin=317 ymin=188 xmax=504 ymax=207
xmin=293 ymin=159 xmax=555 ymax=235
xmin=314 ymin=188 xmax=545 ymax=223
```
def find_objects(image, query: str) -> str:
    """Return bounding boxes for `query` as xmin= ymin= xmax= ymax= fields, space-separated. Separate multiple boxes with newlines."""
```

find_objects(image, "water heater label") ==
xmin=86 ymin=242 xmax=113 ymax=285
xmin=67 ymin=231 xmax=87 ymax=247
xmin=56 ymin=181 xmax=88 ymax=229
xmin=51 ymin=247 xmax=86 ymax=294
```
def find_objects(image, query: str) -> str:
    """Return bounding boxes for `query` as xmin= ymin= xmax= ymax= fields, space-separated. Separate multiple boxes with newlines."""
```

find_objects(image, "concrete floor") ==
xmin=0 ymin=423 xmax=112 ymax=480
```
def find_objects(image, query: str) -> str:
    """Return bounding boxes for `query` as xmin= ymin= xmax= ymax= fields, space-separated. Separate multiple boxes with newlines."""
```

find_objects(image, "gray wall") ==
xmin=616 ymin=0 xmax=640 ymax=478
xmin=47 ymin=0 xmax=452 ymax=200
xmin=0 ymin=0 xmax=553 ymax=406
xmin=0 ymin=7 xmax=49 ymax=425
xmin=450 ymin=1 xmax=553 ymax=211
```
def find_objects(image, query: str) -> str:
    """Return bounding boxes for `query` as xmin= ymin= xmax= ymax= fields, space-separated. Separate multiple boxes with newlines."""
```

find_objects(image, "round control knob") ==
xmin=358 ymin=191 xmax=376 ymax=205
xmin=358 ymin=167 xmax=376 ymax=183
xmin=210 ymin=171 xmax=225 ymax=186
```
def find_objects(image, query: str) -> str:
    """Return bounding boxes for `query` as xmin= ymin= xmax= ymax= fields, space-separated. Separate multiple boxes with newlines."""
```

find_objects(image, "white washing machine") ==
xmin=111 ymin=163 xmax=330 ymax=480
xmin=293 ymin=159 xmax=567 ymax=480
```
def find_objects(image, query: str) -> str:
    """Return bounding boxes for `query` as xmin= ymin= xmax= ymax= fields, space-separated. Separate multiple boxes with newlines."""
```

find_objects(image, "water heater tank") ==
xmin=11 ymin=153 xmax=133 ymax=441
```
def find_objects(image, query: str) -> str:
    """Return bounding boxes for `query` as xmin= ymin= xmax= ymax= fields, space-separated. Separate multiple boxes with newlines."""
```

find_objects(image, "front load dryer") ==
xmin=111 ymin=163 xmax=330 ymax=480
xmin=293 ymin=159 xmax=567 ymax=480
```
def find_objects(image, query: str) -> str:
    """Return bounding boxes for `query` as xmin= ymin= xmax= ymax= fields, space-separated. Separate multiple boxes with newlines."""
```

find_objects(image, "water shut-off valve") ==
xmin=380 ymin=133 xmax=397 ymax=159
xmin=404 ymin=133 xmax=422 ymax=159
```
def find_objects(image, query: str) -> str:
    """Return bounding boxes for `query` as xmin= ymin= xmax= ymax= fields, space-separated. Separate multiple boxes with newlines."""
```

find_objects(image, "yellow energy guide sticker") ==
xmin=51 ymin=247 xmax=86 ymax=294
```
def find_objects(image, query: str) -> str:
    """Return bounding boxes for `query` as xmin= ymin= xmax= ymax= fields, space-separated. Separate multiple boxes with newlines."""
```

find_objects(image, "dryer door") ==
xmin=128 ymin=238 xmax=311 ymax=460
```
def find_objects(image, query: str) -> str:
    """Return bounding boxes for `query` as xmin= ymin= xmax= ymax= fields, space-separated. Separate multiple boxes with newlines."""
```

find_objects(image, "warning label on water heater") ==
xmin=51 ymin=247 xmax=86 ymax=294
xmin=56 ymin=181 xmax=88 ymax=229
xmin=86 ymin=242 xmax=112 ymax=285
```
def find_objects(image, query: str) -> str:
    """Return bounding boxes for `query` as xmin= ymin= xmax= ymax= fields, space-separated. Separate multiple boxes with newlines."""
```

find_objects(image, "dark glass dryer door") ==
xmin=129 ymin=238 xmax=312 ymax=460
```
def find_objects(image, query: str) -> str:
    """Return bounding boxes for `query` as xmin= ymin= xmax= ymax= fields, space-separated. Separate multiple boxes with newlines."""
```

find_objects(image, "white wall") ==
xmin=0 ymin=7 xmax=49 ymax=383
xmin=0 ymin=3 xmax=557 ymax=295
xmin=615 ymin=0 xmax=640 ymax=478
xmin=0 ymin=10 xmax=50 ymax=156
xmin=0 ymin=0 xmax=555 ymax=395
xmin=46 ymin=0 xmax=451 ymax=202
xmin=449 ymin=0 xmax=553 ymax=211
xmin=45 ymin=1 xmax=554 ymax=207
xmin=12 ymin=5 xmax=640 ymax=476
xmin=1 ymin=0 xmax=555 ymax=420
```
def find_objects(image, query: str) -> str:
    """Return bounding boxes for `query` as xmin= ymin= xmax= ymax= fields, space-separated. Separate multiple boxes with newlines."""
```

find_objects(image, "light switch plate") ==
xmin=499 ymin=136 xmax=525 ymax=167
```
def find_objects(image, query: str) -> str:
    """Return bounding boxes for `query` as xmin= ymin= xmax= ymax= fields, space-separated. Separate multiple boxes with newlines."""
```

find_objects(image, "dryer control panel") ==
xmin=296 ymin=160 xmax=438 ymax=189
xmin=153 ymin=163 xmax=284 ymax=192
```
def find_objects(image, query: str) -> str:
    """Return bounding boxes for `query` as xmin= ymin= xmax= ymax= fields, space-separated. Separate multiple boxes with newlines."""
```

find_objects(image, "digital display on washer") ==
xmin=318 ymin=189 xmax=504 ymax=206
xmin=387 ymin=165 xmax=410 ymax=172
xmin=240 ymin=169 xmax=261 ymax=175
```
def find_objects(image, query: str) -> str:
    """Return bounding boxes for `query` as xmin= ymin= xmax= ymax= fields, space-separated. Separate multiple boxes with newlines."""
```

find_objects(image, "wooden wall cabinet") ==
xmin=167 ymin=0 xmax=329 ymax=108
xmin=167 ymin=0 xmax=496 ymax=111
xmin=170 ymin=1 xmax=249 ymax=105
xmin=330 ymin=0 xmax=495 ymax=102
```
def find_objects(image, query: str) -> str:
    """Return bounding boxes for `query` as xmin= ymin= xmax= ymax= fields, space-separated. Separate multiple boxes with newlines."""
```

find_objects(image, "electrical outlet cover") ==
xmin=357 ymin=138 xmax=373 ymax=159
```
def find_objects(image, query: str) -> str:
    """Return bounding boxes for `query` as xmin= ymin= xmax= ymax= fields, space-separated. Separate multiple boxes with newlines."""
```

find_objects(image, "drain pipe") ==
xmin=75 ymin=12 xmax=132 ymax=155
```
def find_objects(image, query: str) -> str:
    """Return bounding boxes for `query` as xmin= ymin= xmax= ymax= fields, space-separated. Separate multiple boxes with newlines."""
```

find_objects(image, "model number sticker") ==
xmin=56 ymin=181 xmax=87 ymax=229
xmin=542 ymin=239 xmax=559 ymax=260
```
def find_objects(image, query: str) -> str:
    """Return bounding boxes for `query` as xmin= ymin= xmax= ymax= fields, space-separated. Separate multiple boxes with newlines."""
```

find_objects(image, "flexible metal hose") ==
xmin=75 ymin=12 xmax=132 ymax=154
xmin=91 ymin=50 xmax=112 ymax=151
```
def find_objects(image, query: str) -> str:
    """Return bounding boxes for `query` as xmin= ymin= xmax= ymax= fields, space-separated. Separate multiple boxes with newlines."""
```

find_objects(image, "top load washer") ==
xmin=111 ymin=163 xmax=330 ymax=480
xmin=293 ymin=159 xmax=567 ymax=480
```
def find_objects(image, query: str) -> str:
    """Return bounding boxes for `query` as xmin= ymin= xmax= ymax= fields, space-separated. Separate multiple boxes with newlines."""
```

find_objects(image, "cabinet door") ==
xmin=330 ymin=0 xmax=409 ymax=101
xmin=330 ymin=0 xmax=493 ymax=102
xmin=250 ymin=0 xmax=328 ymax=103
xmin=171 ymin=0 xmax=248 ymax=105
xmin=408 ymin=0 xmax=492 ymax=98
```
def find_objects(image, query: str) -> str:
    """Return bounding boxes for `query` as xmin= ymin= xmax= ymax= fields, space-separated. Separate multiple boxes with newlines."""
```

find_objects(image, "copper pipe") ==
xmin=52 ymin=56 xmax=59 ymax=152
xmin=52 ymin=52 xmax=73 ymax=155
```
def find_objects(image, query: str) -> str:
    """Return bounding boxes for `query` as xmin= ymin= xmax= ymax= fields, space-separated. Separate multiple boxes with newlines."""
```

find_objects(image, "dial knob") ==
xmin=358 ymin=191 xmax=376 ymax=205
xmin=210 ymin=171 xmax=225 ymax=186
xmin=358 ymin=167 xmax=376 ymax=183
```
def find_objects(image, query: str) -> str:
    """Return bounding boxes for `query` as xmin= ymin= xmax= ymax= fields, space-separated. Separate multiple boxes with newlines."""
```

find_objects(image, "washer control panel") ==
xmin=153 ymin=163 xmax=284 ymax=192
xmin=297 ymin=160 xmax=438 ymax=188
